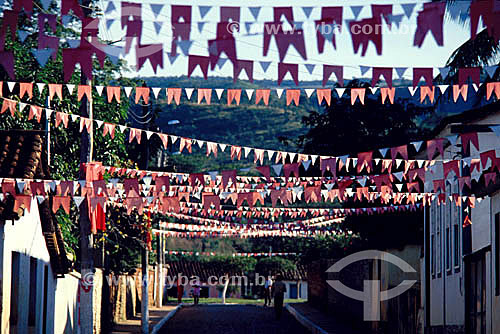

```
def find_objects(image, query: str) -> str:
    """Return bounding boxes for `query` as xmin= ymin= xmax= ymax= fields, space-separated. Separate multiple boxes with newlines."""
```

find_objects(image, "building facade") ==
xmin=422 ymin=110 xmax=500 ymax=334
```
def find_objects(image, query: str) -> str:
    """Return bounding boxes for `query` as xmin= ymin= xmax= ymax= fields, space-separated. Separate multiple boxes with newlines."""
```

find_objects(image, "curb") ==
xmin=151 ymin=304 xmax=183 ymax=334
xmin=285 ymin=304 xmax=329 ymax=334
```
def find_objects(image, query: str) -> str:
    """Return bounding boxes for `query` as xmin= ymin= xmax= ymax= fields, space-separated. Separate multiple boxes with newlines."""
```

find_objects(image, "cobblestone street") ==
xmin=158 ymin=304 xmax=310 ymax=334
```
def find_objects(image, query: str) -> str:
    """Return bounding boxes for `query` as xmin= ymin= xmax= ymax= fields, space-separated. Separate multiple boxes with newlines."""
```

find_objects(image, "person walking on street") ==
xmin=177 ymin=277 xmax=184 ymax=304
xmin=272 ymin=274 xmax=286 ymax=319
xmin=264 ymin=275 xmax=273 ymax=307
xmin=193 ymin=284 xmax=201 ymax=305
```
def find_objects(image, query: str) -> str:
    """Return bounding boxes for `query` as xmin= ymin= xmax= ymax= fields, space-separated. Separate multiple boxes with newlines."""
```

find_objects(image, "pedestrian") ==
xmin=193 ymin=284 xmax=201 ymax=305
xmin=264 ymin=275 xmax=273 ymax=306
xmin=272 ymin=274 xmax=287 ymax=319
xmin=177 ymin=277 xmax=184 ymax=304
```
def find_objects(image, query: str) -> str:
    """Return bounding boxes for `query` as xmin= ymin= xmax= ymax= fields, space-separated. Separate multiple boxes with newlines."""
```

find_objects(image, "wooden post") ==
xmin=141 ymin=247 xmax=149 ymax=334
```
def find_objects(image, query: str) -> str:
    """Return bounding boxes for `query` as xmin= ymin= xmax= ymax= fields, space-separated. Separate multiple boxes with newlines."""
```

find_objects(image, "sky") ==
xmin=96 ymin=0 xmax=475 ymax=83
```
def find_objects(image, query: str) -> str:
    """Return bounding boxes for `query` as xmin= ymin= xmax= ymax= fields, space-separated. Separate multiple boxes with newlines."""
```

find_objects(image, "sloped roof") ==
xmin=0 ymin=130 xmax=70 ymax=276
xmin=165 ymin=260 xmax=307 ymax=282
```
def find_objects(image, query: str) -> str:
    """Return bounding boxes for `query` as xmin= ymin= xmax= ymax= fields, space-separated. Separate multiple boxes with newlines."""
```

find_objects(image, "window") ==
xmin=495 ymin=213 xmax=499 ymax=296
xmin=431 ymin=235 xmax=436 ymax=276
xmin=29 ymin=257 xmax=37 ymax=327
xmin=446 ymin=227 xmax=451 ymax=272
xmin=454 ymin=224 xmax=460 ymax=268
xmin=10 ymin=252 xmax=20 ymax=326
xmin=437 ymin=205 xmax=442 ymax=275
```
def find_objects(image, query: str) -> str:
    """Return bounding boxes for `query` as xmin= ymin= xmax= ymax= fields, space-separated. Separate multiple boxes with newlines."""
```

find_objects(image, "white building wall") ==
xmin=0 ymin=198 xmax=79 ymax=334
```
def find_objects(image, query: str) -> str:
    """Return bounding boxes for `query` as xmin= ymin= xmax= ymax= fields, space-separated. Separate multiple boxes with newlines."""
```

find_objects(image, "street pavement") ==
xmin=158 ymin=304 xmax=310 ymax=334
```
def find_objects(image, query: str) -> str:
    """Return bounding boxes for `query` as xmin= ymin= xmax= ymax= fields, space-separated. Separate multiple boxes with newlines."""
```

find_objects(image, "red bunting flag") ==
xmin=414 ymin=2 xmax=446 ymax=47
xmin=48 ymin=83 xmax=62 ymax=101
xmin=458 ymin=67 xmax=481 ymax=85
xmin=278 ymin=63 xmax=299 ymax=86
xmin=372 ymin=67 xmax=393 ymax=88
xmin=322 ymin=65 xmax=343 ymax=86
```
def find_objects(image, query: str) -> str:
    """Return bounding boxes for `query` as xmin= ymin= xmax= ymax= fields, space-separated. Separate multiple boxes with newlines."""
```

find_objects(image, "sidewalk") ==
xmin=110 ymin=305 xmax=179 ymax=334
xmin=286 ymin=303 xmax=363 ymax=334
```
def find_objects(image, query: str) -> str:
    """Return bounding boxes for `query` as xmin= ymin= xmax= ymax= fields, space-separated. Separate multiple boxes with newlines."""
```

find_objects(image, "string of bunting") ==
xmin=162 ymin=250 xmax=298 ymax=257
xmin=2 ymin=78 xmax=500 ymax=110
xmin=3 ymin=0 xmax=500 ymax=83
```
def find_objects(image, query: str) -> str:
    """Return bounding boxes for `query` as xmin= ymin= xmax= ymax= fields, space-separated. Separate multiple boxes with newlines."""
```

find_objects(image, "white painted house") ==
xmin=0 ymin=130 xmax=79 ymax=334
xmin=421 ymin=107 xmax=500 ymax=334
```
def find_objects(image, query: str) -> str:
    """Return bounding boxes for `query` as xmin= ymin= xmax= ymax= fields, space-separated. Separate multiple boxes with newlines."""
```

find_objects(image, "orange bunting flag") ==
xmin=77 ymin=85 xmax=91 ymax=101
xmin=254 ymin=149 xmax=265 ymax=165
xmin=14 ymin=195 xmax=31 ymax=213
xmin=106 ymin=86 xmax=121 ymax=103
xmin=102 ymin=123 xmax=116 ymax=139
xmin=48 ymin=83 xmax=62 ymax=101
xmin=135 ymin=87 xmax=150 ymax=104
xmin=486 ymin=82 xmax=500 ymax=100
xmin=28 ymin=105 xmax=43 ymax=122
xmin=316 ymin=89 xmax=331 ymax=106
xmin=179 ymin=137 xmax=192 ymax=153
xmin=167 ymin=88 xmax=182 ymax=105
xmin=255 ymin=89 xmax=270 ymax=105
xmin=197 ymin=88 xmax=212 ymax=104
xmin=420 ymin=86 xmax=435 ymax=103
xmin=1 ymin=99 xmax=17 ymax=116
xmin=52 ymin=196 xmax=71 ymax=214
xmin=231 ymin=145 xmax=242 ymax=160
xmin=227 ymin=89 xmax=241 ymax=105
xmin=158 ymin=133 xmax=169 ymax=149
xmin=351 ymin=88 xmax=365 ymax=105
xmin=129 ymin=128 xmax=142 ymax=144
xmin=55 ymin=112 xmax=69 ymax=128
xmin=20 ymin=82 xmax=33 ymax=99
xmin=206 ymin=142 xmax=218 ymax=157
xmin=286 ymin=89 xmax=300 ymax=106
xmin=453 ymin=84 xmax=468 ymax=102
xmin=80 ymin=117 xmax=92 ymax=133
xmin=380 ymin=87 xmax=395 ymax=104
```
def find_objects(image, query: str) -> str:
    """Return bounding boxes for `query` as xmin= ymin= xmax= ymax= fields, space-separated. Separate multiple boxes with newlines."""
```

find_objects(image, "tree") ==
xmin=298 ymin=80 xmax=430 ymax=157
xmin=208 ymin=256 xmax=256 ymax=304
xmin=0 ymin=1 xmax=143 ymax=271
xmin=255 ymin=257 xmax=296 ymax=277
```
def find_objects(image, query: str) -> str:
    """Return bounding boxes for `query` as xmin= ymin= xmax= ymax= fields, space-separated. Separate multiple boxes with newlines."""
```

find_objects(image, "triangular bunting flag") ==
xmin=351 ymin=6 xmax=363 ymax=19
xmin=439 ymin=67 xmax=450 ymax=79
xmin=302 ymin=7 xmax=314 ymax=18
xmin=304 ymin=64 xmax=315 ymax=75
xmin=185 ymin=88 xmax=194 ymax=100
xmin=438 ymin=85 xmax=448 ymax=94
xmin=245 ymin=89 xmax=254 ymax=100
xmin=248 ymin=7 xmax=261 ymax=21
xmin=401 ymin=3 xmax=416 ymax=18
xmin=395 ymin=67 xmax=407 ymax=78
xmin=259 ymin=61 xmax=271 ymax=73
xmin=305 ymin=89 xmax=314 ymax=98
xmin=215 ymin=88 xmax=224 ymax=100
xmin=276 ymin=89 xmax=284 ymax=99
xmin=199 ymin=5 xmax=212 ymax=18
